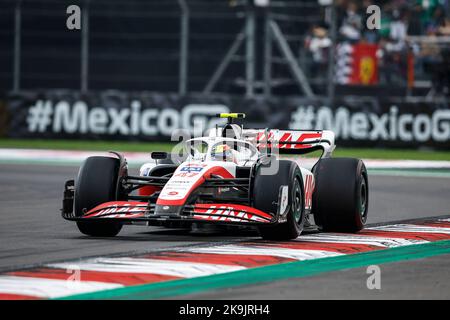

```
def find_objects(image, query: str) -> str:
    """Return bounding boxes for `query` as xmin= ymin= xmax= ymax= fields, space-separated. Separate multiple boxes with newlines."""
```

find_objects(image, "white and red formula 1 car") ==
xmin=62 ymin=113 xmax=369 ymax=240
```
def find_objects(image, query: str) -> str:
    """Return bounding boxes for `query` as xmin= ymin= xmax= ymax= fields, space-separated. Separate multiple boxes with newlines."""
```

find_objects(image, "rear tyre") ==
xmin=74 ymin=156 xmax=123 ymax=237
xmin=253 ymin=160 xmax=304 ymax=240
xmin=312 ymin=158 xmax=368 ymax=232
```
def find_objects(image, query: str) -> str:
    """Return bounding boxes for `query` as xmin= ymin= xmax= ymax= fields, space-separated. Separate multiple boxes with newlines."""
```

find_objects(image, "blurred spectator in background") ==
xmin=370 ymin=4 xmax=409 ymax=85
xmin=378 ymin=35 xmax=408 ymax=85
xmin=378 ymin=3 xmax=393 ymax=39
xmin=361 ymin=0 xmax=379 ymax=43
xmin=422 ymin=23 xmax=450 ymax=97
xmin=390 ymin=8 xmax=408 ymax=45
xmin=426 ymin=5 xmax=447 ymax=30
xmin=438 ymin=16 xmax=450 ymax=34
xmin=434 ymin=47 xmax=450 ymax=96
xmin=414 ymin=0 xmax=442 ymax=32
xmin=305 ymin=24 xmax=332 ymax=75
xmin=339 ymin=1 xmax=363 ymax=42
xmin=311 ymin=0 xmax=450 ymax=90
xmin=415 ymin=24 xmax=441 ymax=76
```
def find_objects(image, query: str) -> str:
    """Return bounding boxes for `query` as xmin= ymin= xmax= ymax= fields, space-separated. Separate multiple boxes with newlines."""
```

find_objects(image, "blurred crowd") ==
xmin=304 ymin=0 xmax=450 ymax=94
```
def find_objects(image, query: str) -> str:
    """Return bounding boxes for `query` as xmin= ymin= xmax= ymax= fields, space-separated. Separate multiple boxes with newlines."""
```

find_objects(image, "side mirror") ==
xmin=151 ymin=152 xmax=168 ymax=160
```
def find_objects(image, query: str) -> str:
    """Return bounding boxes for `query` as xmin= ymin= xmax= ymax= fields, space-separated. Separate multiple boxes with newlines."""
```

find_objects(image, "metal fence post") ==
xmin=245 ymin=3 xmax=256 ymax=98
xmin=203 ymin=30 xmax=245 ymax=94
xmin=263 ymin=10 xmax=272 ymax=97
xmin=326 ymin=2 xmax=337 ymax=105
xmin=178 ymin=0 xmax=189 ymax=96
xmin=13 ymin=0 xmax=22 ymax=92
xmin=81 ymin=0 xmax=90 ymax=92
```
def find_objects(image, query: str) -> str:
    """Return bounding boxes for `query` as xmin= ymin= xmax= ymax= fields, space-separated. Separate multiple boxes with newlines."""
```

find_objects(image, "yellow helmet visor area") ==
xmin=213 ymin=144 xmax=230 ymax=153
xmin=217 ymin=113 xmax=246 ymax=119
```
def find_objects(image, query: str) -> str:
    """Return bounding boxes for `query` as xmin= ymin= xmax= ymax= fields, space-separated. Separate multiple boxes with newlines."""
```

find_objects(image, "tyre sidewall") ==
xmin=253 ymin=160 xmax=305 ymax=240
xmin=74 ymin=156 xmax=123 ymax=236
xmin=313 ymin=158 xmax=368 ymax=232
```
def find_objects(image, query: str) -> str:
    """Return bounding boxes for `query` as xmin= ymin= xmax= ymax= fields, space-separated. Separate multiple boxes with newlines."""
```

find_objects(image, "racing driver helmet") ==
xmin=211 ymin=144 xmax=237 ymax=163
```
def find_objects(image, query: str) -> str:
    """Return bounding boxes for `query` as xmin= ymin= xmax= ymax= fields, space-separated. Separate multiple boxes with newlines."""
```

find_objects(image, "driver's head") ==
xmin=211 ymin=144 xmax=236 ymax=163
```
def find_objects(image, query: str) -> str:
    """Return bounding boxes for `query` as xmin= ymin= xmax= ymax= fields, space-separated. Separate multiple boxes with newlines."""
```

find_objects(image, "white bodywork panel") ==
xmin=158 ymin=161 xmax=236 ymax=204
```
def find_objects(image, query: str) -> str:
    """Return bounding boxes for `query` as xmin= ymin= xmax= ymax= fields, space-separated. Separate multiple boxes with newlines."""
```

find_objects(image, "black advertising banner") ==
xmin=4 ymin=90 xmax=450 ymax=149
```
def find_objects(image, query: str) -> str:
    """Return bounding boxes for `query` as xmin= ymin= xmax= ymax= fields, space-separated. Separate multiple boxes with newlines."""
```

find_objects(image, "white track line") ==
xmin=293 ymin=234 xmax=426 ymax=247
xmin=48 ymin=257 xmax=245 ymax=278
xmin=182 ymin=245 xmax=342 ymax=260
xmin=367 ymin=224 xmax=450 ymax=234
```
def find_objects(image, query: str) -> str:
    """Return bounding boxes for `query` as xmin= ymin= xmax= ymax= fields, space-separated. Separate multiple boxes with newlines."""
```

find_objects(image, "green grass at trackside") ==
xmin=331 ymin=148 xmax=450 ymax=161
xmin=0 ymin=139 xmax=175 ymax=153
xmin=0 ymin=138 xmax=450 ymax=161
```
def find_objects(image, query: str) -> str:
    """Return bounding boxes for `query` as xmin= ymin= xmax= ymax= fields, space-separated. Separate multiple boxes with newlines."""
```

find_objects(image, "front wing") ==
xmin=62 ymin=200 xmax=276 ymax=226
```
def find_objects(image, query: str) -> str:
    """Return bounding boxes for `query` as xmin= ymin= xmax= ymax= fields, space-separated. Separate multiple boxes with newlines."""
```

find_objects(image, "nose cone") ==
xmin=154 ymin=204 xmax=184 ymax=216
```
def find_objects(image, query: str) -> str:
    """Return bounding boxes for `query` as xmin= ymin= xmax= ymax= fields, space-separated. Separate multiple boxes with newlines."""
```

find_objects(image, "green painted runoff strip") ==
xmin=58 ymin=240 xmax=450 ymax=300
xmin=368 ymin=168 xmax=450 ymax=178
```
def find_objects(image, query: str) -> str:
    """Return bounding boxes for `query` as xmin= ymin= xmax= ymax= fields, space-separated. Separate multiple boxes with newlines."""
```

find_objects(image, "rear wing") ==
xmin=243 ymin=129 xmax=335 ymax=157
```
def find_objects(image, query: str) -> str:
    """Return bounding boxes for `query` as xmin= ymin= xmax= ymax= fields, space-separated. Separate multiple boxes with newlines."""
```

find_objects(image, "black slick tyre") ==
xmin=312 ymin=158 xmax=368 ymax=232
xmin=74 ymin=156 xmax=123 ymax=237
xmin=253 ymin=160 xmax=305 ymax=240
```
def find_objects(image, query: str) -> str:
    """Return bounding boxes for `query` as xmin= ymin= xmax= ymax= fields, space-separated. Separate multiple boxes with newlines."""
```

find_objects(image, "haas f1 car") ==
xmin=62 ymin=113 xmax=369 ymax=240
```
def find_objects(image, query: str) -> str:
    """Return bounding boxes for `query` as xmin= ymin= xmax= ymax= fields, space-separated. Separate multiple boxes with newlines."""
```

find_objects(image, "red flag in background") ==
xmin=350 ymin=43 xmax=379 ymax=85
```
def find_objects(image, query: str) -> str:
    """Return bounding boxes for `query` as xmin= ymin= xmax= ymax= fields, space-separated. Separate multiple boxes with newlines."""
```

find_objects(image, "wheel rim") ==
xmin=359 ymin=177 xmax=367 ymax=219
xmin=293 ymin=179 xmax=302 ymax=223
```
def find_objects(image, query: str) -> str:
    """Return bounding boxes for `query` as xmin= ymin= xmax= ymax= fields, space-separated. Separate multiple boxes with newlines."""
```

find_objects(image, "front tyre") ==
xmin=312 ymin=158 xmax=368 ymax=232
xmin=74 ymin=156 xmax=123 ymax=237
xmin=253 ymin=160 xmax=305 ymax=240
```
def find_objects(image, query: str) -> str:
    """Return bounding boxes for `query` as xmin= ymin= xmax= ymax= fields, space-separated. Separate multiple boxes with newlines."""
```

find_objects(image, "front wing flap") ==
xmin=62 ymin=201 xmax=276 ymax=226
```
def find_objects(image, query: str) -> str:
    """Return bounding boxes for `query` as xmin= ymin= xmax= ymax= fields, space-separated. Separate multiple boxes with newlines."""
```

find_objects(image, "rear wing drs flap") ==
xmin=243 ymin=129 xmax=335 ymax=157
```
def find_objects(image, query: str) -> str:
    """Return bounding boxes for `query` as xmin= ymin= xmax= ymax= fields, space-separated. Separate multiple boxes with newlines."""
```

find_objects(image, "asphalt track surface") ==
xmin=0 ymin=163 xmax=449 ymax=299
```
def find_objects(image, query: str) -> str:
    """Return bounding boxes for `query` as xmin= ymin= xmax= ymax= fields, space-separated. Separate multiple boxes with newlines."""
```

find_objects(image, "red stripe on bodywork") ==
xmin=194 ymin=203 xmax=273 ymax=220
xmin=7 ymin=268 xmax=180 ymax=286
xmin=139 ymin=185 xmax=161 ymax=196
xmin=243 ymin=241 xmax=383 ymax=254
xmin=141 ymin=252 xmax=294 ymax=267
xmin=279 ymin=132 xmax=323 ymax=149
xmin=83 ymin=201 xmax=147 ymax=218
xmin=304 ymin=175 xmax=314 ymax=209
xmin=358 ymin=230 xmax=450 ymax=242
